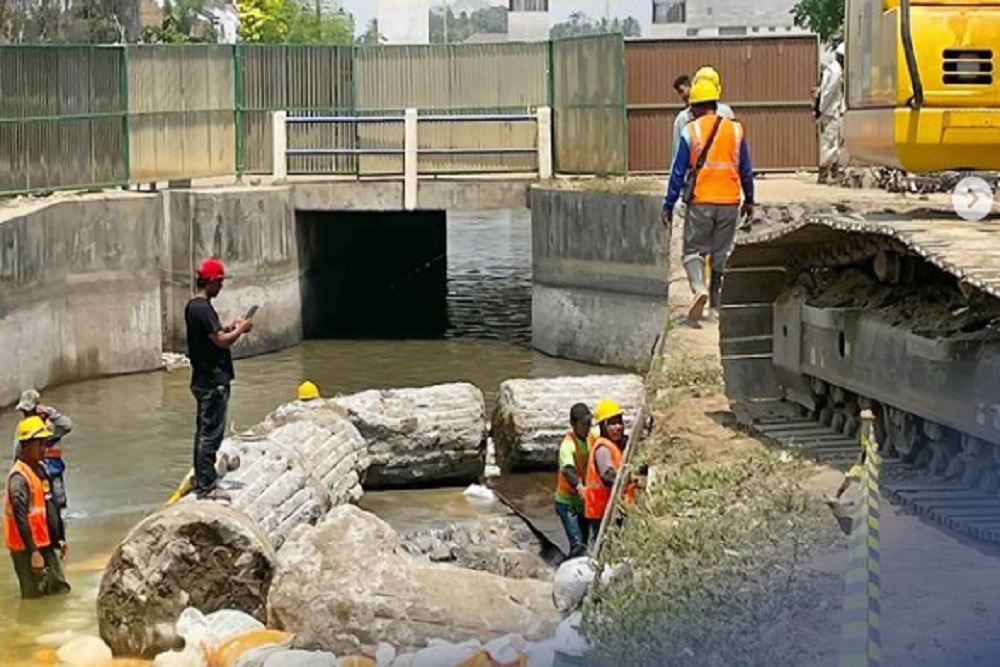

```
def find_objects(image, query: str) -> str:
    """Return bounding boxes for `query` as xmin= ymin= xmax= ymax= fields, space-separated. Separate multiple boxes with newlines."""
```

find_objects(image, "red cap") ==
xmin=197 ymin=257 xmax=226 ymax=281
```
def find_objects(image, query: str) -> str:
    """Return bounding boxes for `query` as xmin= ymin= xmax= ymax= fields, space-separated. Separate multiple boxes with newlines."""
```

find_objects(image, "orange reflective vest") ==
xmin=583 ymin=437 xmax=636 ymax=521
xmin=686 ymin=114 xmax=744 ymax=206
xmin=3 ymin=460 xmax=52 ymax=553
xmin=555 ymin=430 xmax=589 ymax=497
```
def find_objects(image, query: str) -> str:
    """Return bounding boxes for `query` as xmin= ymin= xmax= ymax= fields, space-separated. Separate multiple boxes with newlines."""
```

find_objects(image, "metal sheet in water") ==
xmin=489 ymin=472 xmax=570 ymax=557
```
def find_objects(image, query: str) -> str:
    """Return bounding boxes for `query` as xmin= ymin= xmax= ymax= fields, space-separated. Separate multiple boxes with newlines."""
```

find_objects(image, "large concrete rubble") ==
xmin=490 ymin=374 xmax=645 ymax=472
xmin=266 ymin=505 xmax=562 ymax=655
xmin=330 ymin=382 xmax=488 ymax=489
xmin=97 ymin=406 xmax=369 ymax=657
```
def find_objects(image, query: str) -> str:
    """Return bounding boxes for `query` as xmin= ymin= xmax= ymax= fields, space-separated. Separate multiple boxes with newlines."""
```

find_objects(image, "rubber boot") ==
xmin=683 ymin=255 xmax=709 ymax=322
xmin=709 ymin=271 xmax=723 ymax=319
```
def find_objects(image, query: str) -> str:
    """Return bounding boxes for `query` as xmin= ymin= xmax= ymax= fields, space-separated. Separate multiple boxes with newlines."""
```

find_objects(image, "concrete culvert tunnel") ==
xmin=296 ymin=210 xmax=448 ymax=339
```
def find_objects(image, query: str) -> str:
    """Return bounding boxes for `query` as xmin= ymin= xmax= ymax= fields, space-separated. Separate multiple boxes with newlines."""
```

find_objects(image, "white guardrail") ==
xmin=270 ymin=107 xmax=554 ymax=210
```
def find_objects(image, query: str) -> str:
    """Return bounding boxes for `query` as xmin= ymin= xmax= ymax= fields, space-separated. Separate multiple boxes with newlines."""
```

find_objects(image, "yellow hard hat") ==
xmin=298 ymin=380 xmax=320 ymax=401
xmin=689 ymin=78 xmax=721 ymax=105
xmin=693 ymin=66 xmax=721 ymax=89
xmin=17 ymin=416 xmax=52 ymax=442
xmin=593 ymin=398 xmax=624 ymax=424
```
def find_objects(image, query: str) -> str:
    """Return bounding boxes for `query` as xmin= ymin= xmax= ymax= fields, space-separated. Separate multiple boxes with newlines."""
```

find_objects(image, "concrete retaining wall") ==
xmin=162 ymin=187 xmax=301 ymax=357
xmin=0 ymin=195 xmax=166 ymax=407
xmin=529 ymin=187 xmax=669 ymax=371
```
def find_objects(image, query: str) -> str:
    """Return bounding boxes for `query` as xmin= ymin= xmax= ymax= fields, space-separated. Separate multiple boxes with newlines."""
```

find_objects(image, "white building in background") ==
xmin=376 ymin=0 xmax=434 ymax=44
xmin=508 ymin=0 xmax=549 ymax=41
xmin=650 ymin=0 xmax=809 ymax=38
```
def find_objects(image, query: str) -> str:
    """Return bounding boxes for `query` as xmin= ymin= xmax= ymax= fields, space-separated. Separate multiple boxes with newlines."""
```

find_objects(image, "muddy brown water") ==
xmin=0 ymin=210 xmax=624 ymax=664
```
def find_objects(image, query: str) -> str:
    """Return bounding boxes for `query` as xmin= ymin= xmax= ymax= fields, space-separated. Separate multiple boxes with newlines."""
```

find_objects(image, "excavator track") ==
xmin=719 ymin=211 xmax=1000 ymax=544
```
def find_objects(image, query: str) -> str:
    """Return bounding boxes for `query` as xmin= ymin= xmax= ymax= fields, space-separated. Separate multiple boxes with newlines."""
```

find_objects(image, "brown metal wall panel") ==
xmin=239 ymin=45 xmax=354 ymax=175
xmin=552 ymin=34 xmax=627 ymax=175
xmin=625 ymin=35 xmax=820 ymax=172
xmin=355 ymin=43 xmax=548 ymax=175
xmin=0 ymin=46 xmax=126 ymax=194
xmin=127 ymin=45 xmax=236 ymax=182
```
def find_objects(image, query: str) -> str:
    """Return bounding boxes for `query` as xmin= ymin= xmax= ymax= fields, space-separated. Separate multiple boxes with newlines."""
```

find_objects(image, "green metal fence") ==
xmin=0 ymin=39 xmax=632 ymax=197
xmin=550 ymin=33 xmax=628 ymax=176
xmin=0 ymin=45 xmax=127 ymax=195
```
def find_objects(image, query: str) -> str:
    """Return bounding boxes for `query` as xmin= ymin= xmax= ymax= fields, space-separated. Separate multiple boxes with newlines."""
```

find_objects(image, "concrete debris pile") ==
xmin=266 ymin=505 xmax=562 ymax=655
xmin=400 ymin=516 xmax=553 ymax=580
xmin=98 ymin=404 xmax=370 ymax=657
xmin=95 ymin=375 xmax=629 ymax=663
xmin=490 ymin=374 xmax=644 ymax=472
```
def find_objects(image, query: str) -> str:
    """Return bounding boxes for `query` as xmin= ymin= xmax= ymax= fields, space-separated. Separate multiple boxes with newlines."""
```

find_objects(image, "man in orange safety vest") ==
xmin=583 ymin=399 xmax=636 ymax=533
xmin=4 ymin=416 xmax=71 ymax=599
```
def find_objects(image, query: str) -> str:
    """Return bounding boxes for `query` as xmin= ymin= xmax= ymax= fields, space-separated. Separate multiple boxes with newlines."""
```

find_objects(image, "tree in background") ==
xmin=549 ymin=11 xmax=641 ymax=39
xmin=354 ymin=17 xmax=384 ymax=45
xmin=0 ymin=0 xmax=141 ymax=42
xmin=429 ymin=4 xmax=506 ymax=43
xmin=791 ymin=0 xmax=844 ymax=44
xmin=141 ymin=0 xmax=216 ymax=44
xmin=238 ymin=0 xmax=352 ymax=44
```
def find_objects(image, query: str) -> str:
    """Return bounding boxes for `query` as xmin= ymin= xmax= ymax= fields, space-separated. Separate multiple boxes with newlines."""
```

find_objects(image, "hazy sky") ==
xmin=340 ymin=0 xmax=653 ymax=35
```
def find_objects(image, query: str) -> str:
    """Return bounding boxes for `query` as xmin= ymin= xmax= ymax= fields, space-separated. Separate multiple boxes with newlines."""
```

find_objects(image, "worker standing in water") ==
xmin=4 ymin=416 xmax=71 ymax=599
xmin=816 ymin=43 xmax=845 ymax=184
xmin=662 ymin=76 xmax=755 ymax=323
xmin=11 ymin=389 xmax=73 ymax=510
xmin=583 ymin=399 xmax=636 ymax=535
xmin=184 ymin=257 xmax=254 ymax=502
xmin=554 ymin=403 xmax=594 ymax=558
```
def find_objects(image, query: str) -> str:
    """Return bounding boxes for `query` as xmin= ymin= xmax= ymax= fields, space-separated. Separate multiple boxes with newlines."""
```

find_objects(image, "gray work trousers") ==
xmin=683 ymin=203 xmax=739 ymax=305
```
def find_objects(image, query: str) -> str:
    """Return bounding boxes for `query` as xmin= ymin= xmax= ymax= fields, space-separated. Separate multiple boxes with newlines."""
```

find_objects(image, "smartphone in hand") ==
xmin=245 ymin=305 xmax=259 ymax=320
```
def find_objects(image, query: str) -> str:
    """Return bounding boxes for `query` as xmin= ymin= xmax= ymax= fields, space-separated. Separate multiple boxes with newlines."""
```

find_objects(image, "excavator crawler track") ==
xmin=720 ymin=211 xmax=1000 ymax=544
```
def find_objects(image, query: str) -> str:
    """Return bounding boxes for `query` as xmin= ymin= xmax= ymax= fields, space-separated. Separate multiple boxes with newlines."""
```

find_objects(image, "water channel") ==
xmin=0 ymin=209 xmax=624 ymax=664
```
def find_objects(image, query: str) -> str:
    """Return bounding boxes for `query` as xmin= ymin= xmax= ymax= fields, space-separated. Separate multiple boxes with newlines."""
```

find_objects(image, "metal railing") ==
xmin=271 ymin=108 xmax=554 ymax=209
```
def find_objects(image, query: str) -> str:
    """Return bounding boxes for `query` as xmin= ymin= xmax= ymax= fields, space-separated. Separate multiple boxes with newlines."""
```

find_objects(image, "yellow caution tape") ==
xmin=837 ymin=410 xmax=882 ymax=667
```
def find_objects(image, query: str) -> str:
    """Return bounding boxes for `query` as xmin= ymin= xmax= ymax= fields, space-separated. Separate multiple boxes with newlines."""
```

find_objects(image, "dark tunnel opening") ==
xmin=296 ymin=210 xmax=448 ymax=339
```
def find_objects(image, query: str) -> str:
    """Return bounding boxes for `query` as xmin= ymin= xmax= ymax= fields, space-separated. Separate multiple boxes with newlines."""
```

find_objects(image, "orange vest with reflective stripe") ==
xmin=583 ymin=437 xmax=636 ymax=520
xmin=555 ymin=430 xmax=589 ymax=496
xmin=3 ymin=460 xmax=52 ymax=552
xmin=686 ymin=114 xmax=744 ymax=205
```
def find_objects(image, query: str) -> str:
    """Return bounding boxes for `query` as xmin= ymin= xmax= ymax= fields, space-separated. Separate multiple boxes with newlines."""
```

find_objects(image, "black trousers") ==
xmin=191 ymin=384 xmax=230 ymax=496
xmin=10 ymin=548 xmax=71 ymax=599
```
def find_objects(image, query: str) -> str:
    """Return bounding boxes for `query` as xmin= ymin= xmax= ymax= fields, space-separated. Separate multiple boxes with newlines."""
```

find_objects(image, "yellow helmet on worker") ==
xmin=17 ymin=416 xmax=52 ymax=442
xmin=693 ymin=66 xmax=721 ymax=90
xmin=298 ymin=381 xmax=321 ymax=401
xmin=593 ymin=398 xmax=624 ymax=424
xmin=688 ymin=78 xmax=721 ymax=105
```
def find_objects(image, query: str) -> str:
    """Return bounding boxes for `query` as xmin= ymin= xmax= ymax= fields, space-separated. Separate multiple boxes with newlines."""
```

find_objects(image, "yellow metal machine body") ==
xmin=844 ymin=0 xmax=1000 ymax=171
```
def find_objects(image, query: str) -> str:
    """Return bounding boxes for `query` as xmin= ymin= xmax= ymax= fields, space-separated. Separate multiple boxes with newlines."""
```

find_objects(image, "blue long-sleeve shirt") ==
xmin=662 ymin=118 xmax=755 ymax=212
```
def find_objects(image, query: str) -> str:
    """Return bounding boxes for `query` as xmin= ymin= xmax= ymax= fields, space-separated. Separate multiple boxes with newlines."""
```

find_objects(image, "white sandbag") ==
xmin=526 ymin=640 xmax=557 ymax=667
xmin=233 ymin=644 xmax=288 ymax=667
xmin=552 ymin=613 xmax=589 ymax=658
xmin=409 ymin=640 xmax=482 ymax=667
xmin=484 ymin=634 xmax=529 ymax=665
xmin=389 ymin=654 xmax=415 ymax=667
xmin=205 ymin=609 xmax=266 ymax=645
xmin=552 ymin=558 xmax=594 ymax=613
xmin=261 ymin=649 xmax=339 ymax=667
xmin=375 ymin=644 xmax=397 ymax=667
xmin=56 ymin=636 xmax=113 ymax=666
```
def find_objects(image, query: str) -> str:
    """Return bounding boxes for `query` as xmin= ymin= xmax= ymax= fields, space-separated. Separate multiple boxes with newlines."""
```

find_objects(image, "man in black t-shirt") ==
xmin=184 ymin=257 xmax=253 ymax=501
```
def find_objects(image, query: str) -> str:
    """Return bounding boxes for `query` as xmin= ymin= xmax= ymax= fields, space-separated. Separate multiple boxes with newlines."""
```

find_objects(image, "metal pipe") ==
xmin=900 ymin=0 xmax=924 ymax=107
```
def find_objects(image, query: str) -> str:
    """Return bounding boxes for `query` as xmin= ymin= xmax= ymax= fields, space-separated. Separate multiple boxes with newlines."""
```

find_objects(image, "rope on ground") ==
xmin=837 ymin=409 xmax=883 ymax=667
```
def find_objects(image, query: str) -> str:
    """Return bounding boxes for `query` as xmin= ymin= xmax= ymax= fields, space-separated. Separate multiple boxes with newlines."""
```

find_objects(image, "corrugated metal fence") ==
xmin=625 ymin=35 xmax=819 ymax=173
xmin=0 ymin=36 xmax=818 ymax=196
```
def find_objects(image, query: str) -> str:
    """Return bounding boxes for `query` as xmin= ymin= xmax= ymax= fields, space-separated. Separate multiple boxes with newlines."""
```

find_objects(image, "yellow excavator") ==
xmin=718 ymin=0 xmax=1000 ymax=544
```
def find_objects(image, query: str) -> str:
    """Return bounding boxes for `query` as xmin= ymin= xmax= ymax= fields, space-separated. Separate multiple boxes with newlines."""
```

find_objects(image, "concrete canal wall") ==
xmin=529 ymin=186 xmax=669 ymax=372
xmin=0 ymin=179 xmax=664 ymax=406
